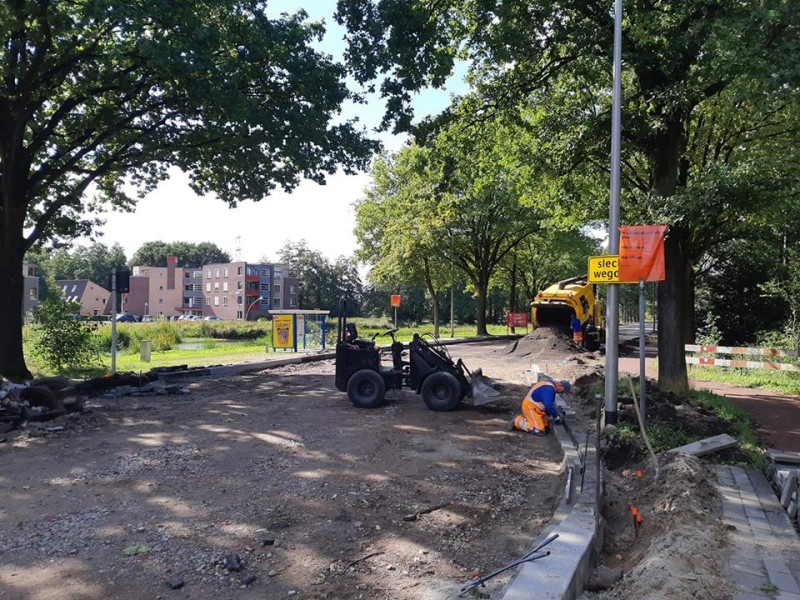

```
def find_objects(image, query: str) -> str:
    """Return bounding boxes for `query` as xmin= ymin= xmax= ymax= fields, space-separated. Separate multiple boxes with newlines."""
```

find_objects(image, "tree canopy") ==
xmin=336 ymin=0 xmax=800 ymax=392
xmin=129 ymin=241 xmax=231 ymax=268
xmin=0 ymin=0 xmax=377 ymax=379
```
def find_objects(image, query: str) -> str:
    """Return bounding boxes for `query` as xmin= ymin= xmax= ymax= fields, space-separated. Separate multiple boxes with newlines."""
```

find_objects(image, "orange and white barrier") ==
xmin=685 ymin=344 xmax=800 ymax=371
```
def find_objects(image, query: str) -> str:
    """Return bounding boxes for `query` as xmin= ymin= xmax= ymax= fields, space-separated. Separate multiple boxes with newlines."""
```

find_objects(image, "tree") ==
xmin=336 ymin=0 xmax=799 ymax=392
xmin=27 ymin=243 xmax=127 ymax=290
xmin=355 ymin=147 xmax=452 ymax=336
xmin=279 ymin=240 xmax=363 ymax=314
xmin=129 ymin=241 xmax=230 ymax=268
xmin=0 ymin=2 xmax=377 ymax=379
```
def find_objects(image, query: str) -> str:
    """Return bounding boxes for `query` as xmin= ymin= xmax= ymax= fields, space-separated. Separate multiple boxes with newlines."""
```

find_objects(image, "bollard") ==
xmin=140 ymin=340 xmax=152 ymax=362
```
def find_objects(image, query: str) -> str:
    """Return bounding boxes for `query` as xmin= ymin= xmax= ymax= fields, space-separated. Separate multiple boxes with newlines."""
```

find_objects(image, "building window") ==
xmin=223 ymin=296 xmax=229 ymax=307
xmin=93 ymin=309 xmax=99 ymax=316
xmin=237 ymin=266 xmax=243 ymax=275
xmin=272 ymin=297 xmax=281 ymax=307
xmin=223 ymin=268 xmax=229 ymax=277
xmin=205 ymin=296 xmax=211 ymax=305
xmin=214 ymin=282 xmax=220 ymax=292
xmin=159 ymin=298 xmax=164 ymax=304
xmin=207 ymin=270 xmax=212 ymax=279
xmin=223 ymin=282 xmax=229 ymax=292
xmin=214 ymin=296 xmax=219 ymax=306
xmin=28 ymin=288 xmax=37 ymax=300
xmin=260 ymin=297 xmax=269 ymax=305
xmin=205 ymin=282 xmax=211 ymax=292
xmin=260 ymin=283 xmax=270 ymax=291
xmin=261 ymin=269 xmax=268 ymax=277
xmin=290 ymin=285 xmax=296 ymax=294
xmin=274 ymin=284 xmax=281 ymax=293
xmin=237 ymin=280 xmax=243 ymax=289
xmin=71 ymin=284 xmax=77 ymax=292
xmin=215 ymin=269 xmax=220 ymax=278
xmin=289 ymin=298 xmax=296 ymax=307
xmin=274 ymin=268 xmax=282 ymax=279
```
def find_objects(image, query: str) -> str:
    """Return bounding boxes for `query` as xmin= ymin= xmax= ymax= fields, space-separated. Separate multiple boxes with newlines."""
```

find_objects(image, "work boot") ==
xmin=530 ymin=429 xmax=547 ymax=436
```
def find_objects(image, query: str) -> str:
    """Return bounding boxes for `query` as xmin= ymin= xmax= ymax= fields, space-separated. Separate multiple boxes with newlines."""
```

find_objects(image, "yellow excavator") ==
xmin=531 ymin=275 xmax=604 ymax=351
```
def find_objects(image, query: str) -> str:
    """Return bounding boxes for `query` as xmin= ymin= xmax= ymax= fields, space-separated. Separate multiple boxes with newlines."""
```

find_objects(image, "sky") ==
xmin=92 ymin=2 xmax=467 ymax=266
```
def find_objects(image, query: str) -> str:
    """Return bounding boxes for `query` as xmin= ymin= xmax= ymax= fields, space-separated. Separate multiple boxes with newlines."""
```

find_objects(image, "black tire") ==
xmin=421 ymin=371 xmax=463 ymax=412
xmin=347 ymin=369 xmax=387 ymax=409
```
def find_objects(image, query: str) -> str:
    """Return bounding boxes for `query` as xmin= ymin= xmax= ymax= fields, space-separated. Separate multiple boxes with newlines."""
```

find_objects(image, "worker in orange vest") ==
xmin=512 ymin=379 xmax=571 ymax=435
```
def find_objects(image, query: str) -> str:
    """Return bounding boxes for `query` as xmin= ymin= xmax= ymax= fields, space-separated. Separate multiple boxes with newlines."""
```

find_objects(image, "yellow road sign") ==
xmin=587 ymin=255 xmax=639 ymax=284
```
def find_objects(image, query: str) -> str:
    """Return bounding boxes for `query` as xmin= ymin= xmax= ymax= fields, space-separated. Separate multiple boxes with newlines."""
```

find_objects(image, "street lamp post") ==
xmin=245 ymin=296 xmax=264 ymax=321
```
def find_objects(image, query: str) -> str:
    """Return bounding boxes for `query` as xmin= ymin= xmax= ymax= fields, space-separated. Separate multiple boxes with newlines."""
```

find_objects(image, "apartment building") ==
xmin=201 ymin=261 xmax=298 ymax=320
xmin=57 ymin=279 xmax=111 ymax=317
xmin=22 ymin=263 xmax=40 ymax=317
xmin=130 ymin=257 xmax=203 ymax=319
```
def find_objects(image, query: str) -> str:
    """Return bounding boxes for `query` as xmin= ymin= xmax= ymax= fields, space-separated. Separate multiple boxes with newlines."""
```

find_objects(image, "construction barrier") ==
xmin=685 ymin=344 xmax=800 ymax=372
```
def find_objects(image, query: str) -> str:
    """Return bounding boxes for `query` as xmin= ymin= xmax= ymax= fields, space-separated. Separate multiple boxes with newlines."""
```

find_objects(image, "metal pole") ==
xmin=639 ymin=278 xmax=646 ymax=427
xmin=604 ymin=0 xmax=623 ymax=426
xmin=111 ymin=267 xmax=117 ymax=375
xmin=394 ymin=306 xmax=397 ymax=329
xmin=450 ymin=237 xmax=455 ymax=338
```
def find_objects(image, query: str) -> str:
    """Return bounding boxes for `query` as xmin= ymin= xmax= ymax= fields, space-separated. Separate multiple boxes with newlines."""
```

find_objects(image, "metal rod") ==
xmin=639 ymin=278 xmax=646 ymax=426
xmin=605 ymin=0 xmax=623 ymax=426
xmin=111 ymin=267 xmax=117 ymax=375
xmin=457 ymin=533 xmax=559 ymax=596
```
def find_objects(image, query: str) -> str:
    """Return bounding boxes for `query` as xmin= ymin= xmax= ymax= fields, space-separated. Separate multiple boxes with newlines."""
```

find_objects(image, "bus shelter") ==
xmin=268 ymin=309 xmax=330 ymax=352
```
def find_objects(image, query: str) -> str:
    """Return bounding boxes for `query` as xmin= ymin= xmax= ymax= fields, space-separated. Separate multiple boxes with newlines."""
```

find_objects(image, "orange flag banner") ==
xmin=618 ymin=225 xmax=667 ymax=282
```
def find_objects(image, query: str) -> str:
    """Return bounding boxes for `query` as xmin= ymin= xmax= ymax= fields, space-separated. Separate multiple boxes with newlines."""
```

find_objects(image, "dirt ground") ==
xmin=0 ymin=332 xmax=753 ymax=600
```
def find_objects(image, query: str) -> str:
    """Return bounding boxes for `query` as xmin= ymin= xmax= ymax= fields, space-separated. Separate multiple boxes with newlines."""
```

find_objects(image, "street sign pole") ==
xmin=639 ymin=278 xmax=646 ymax=426
xmin=111 ymin=267 xmax=117 ymax=375
xmin=605 ymin=0 xmax=623 ymax=426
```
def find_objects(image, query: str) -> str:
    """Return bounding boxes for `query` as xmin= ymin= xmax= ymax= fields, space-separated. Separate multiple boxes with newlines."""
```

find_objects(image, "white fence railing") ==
xmin=685 ymin=344 xmax=800 ymax=372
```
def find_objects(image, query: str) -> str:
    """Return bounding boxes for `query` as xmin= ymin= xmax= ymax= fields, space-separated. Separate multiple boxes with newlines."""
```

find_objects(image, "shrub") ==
xmin=30 ymin=297 xmax=101 ymax=372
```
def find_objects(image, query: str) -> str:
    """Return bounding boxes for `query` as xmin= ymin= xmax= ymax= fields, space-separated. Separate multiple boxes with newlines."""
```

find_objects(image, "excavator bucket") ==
xmin=469 ymin=368 xmax=502 ymax=406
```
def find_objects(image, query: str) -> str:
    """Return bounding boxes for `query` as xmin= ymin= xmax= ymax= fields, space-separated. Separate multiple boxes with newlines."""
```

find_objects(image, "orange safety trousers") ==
xmin=513 ymin=381 xmax=552 ymax=433
xmin=573 ymin=331 xmax=584 ymax=344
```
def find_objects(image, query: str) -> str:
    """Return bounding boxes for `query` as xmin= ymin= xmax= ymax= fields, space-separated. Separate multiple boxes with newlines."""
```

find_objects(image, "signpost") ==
xmin=589 ymin=225 xmax=666 ymax=428
xmin=390 ymin=294 xmax=400 ymax=328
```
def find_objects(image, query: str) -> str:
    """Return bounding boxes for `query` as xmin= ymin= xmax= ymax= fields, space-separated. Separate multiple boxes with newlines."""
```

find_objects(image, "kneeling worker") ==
xmin=512 ymin=379 xmax=571 ymax=435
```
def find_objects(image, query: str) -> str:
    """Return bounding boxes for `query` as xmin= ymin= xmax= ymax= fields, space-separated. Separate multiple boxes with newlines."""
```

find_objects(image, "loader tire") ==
xmin=421 ymin=371 xmax=462 ymax=412
xmin=347 ymin=369 xmax=386 ymax=409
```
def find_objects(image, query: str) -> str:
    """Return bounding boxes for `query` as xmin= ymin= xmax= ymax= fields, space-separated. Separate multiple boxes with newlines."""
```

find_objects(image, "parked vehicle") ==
xmin=115 ymin=313 xmax=137 ymax=323
xmin=203 ymin=316 xmax=220 ymax=321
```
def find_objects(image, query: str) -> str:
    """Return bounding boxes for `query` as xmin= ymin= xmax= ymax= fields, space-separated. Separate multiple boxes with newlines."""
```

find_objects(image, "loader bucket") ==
xmin=469 ymin=368 xmax=502 ymax=406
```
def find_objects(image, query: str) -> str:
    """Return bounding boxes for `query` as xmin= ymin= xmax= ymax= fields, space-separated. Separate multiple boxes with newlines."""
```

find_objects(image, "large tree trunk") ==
xmin=649 ymin=112 xmax=692 ymax=393
xmin=657 ymin=229 xmax=692 ymax=392
xmin=0 ymin=239 xmax=31 ymax=380
xmin=422 ymin=259 xmax=441 ymax=338
xmin=476 ymin=286 xmax=488 ymax=335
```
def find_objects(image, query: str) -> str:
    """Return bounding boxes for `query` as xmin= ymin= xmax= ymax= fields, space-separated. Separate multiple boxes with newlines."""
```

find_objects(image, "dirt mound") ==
xmin=505 ymin=328 xmax=584 ymax=358
xmin=581 ymin=454 xmax=733 ymax=600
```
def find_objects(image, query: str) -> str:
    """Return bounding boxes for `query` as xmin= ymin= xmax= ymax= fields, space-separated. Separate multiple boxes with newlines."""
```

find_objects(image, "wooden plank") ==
xmin=663 ymin=433 xmax=738 ymax=457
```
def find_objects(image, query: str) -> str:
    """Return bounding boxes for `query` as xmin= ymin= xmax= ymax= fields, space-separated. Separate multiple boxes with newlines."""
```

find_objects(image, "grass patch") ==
xmin=689 ymin=365 xmax=800 ymax=397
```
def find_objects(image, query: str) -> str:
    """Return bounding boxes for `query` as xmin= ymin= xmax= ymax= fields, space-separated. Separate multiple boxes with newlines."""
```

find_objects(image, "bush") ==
xmin=30 ymin=297 xmax=101 ymax=372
